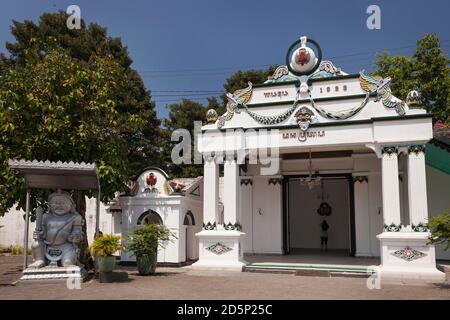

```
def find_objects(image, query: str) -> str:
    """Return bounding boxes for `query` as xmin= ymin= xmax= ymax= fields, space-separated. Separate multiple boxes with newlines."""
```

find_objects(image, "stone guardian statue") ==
xmin=29 ymin=190 xmax=84 ymax=268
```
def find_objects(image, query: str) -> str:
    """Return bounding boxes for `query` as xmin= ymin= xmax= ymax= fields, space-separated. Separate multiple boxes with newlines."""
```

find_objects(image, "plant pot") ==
xmin=136 ymin=253 xmax=156 ymax=275
xmin=97 ymin=255 xmax=116 ymax=272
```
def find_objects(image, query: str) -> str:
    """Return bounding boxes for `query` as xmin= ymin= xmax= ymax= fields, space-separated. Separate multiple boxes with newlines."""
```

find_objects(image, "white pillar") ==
xmin=407 ymin=145 xmax=428 ymax=226
xmin=381 ymin=147 xmax=401 ymax=227
xmin=376 ymin=146 xmax=445 ymax=283
xmin=203 ymin=157 xmax=219 ymax=225
xmin=224 ymin=158 xmax=240 ymax=225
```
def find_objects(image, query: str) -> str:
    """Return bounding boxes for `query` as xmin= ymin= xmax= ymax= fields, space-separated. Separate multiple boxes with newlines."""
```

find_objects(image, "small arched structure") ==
xmin=116 ymin=167 xmax=203 ymax=265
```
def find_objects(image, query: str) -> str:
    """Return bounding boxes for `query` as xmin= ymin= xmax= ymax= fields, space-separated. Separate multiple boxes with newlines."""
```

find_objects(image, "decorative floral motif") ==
xmin=308 ymin=90 xmax=369 ymax=120
xmin=353 ymin=176 xmax=368 ymax=183
xmin=408 ymin=145 xmax=425 ymax=155
xmin=240 ymin=178 xmax=253 ymax=186
xmin=203 ymin=221 xmax=217 ymax=230
xmin=244 ymin=103 xmax=298 ymax=126
xmin=224 ymin=222 xmax=242 ymax=231
xmin=384 ymin=223 xmax=402 ymax=232
xmin=392 ymin=247 xmax=426 ymax=261
xmin=206 ymin=242 xmax=232 ymax=255
xmin=317 ymin=61 xmax=341 ymax=76
xmin=381 ymin=146 xmax=399 ymax=156
xmin=412 ymin=222 xmax=429 ymax=232
xmin=268 ymin=178 xmax=283 ymax=185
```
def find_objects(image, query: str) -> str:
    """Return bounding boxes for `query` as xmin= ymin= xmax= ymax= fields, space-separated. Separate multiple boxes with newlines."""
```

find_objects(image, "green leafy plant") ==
xmin=125 ymin=224 xmax=176 ymax=258
xmin=428 ymin=213 xmax=450 ymax=250
xmin=10 ymin=245 xmax=24 ymax=255
xmin=89 ymin=234 xmax=122 ymax=257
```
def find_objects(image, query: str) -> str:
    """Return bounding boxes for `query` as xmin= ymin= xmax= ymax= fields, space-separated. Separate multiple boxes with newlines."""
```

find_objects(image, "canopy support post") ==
xmin=23 ymin=187 xmax=30 ymax=270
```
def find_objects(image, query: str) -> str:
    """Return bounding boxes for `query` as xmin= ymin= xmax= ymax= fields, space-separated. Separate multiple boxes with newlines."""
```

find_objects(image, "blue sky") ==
xmin=1 ymin=0 xmax=449 ymax=118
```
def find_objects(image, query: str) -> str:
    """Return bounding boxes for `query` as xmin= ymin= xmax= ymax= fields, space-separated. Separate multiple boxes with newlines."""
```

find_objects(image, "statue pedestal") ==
xmin=21 ymin=266 xmax=88 ymax=281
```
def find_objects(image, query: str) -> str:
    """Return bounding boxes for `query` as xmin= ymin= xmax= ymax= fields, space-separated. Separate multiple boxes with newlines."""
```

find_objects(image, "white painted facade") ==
xmin=117 ymin=167 xmax=203 ymax=264
xmin=191 ymin=37 xmax=447 ymax=282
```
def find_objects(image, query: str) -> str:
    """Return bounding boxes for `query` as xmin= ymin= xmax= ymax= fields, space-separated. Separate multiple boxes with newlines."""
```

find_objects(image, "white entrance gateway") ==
xmin=192 ymin=36 xmax=445 ymax=282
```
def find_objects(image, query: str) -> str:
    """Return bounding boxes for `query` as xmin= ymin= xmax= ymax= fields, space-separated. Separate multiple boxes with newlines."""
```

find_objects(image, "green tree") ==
xmin=221 ymin=67 xmax=276 ymax=108
xmin=162 ymin=99 xmax=210 ymax=178
xmin=0 ymin=39 xmax=157 ymax=267
xmin=2 ymin=11 xmax=163 ymax=176
xmin=373 ymin=34 xmax=450 ymax=123
xmin=428 ymin=213 xmax=450 ymax=250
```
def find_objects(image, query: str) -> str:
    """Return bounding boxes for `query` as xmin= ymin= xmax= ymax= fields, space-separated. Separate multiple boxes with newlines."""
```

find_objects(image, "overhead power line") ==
xmin=138 ymin=40 xmax=450 ymax=76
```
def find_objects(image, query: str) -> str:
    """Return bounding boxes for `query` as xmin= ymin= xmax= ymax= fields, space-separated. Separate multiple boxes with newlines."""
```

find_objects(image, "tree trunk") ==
xmin=73 ymin=190 xmax=93 ymax=270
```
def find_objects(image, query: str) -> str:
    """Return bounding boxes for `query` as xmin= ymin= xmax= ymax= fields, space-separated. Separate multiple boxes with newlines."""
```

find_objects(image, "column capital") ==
xmin=408 ymin=144 xmax=426 ymax=155
xmin=353 ymin=175 xmax=369 ymax=183
xmin=381 ymin=146 xmax=399 ymax=156
xmin=240 ymin=177 xmax=253 ymax=186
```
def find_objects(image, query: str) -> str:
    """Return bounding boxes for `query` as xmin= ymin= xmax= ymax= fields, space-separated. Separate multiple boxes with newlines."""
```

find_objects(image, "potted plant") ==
xmin=90 ymin=234 xmax=121 ymax=272
xmin=125 ymin=224 xmax=175 ymax=275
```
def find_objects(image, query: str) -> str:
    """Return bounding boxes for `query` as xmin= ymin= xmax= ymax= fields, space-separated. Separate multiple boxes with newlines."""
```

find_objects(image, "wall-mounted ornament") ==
xmin=359 ymin=71 xmax=406 ymax=116
xmin=286 ymin=36 xmax=322 ymax=77
xmin=144 ymin=172 xmax=159 ymax=193
xmin=406 ymin=90 xmax=421 ymax=107
xmin=317 ymin=60 xmax=341 ymax=76
xmin=206 ymin=242 xmax=232 ymax=255
xmin=206 ymin=109 xmax=218 ymax=123
xmin=391 ymin=247 xmax=426 ymax=262
xmin=217 ymin=82 xmax=253 ymax=129
xmin=294 ymin=107 xmax=314 ymax=132
xmin=317 ymin=202 xmax=332 ymax=216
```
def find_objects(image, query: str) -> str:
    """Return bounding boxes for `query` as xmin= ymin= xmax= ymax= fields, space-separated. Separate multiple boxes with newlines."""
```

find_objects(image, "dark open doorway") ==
xmin=282 ymin=174 xmax=356 ymax=256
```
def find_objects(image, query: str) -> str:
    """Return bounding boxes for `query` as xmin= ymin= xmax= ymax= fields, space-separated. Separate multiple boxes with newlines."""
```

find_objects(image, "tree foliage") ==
xmin=373 ymin=34 xmax=449 ymax=123
xmin=0 ymin=12 xmax=162 ymax=215
xmin=428 ymin=213 xmax=450 ymax=250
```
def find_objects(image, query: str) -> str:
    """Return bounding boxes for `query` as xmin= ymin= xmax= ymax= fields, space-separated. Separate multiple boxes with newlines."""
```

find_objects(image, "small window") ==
xmin=137 ymin=210 xmax=162 ymax=225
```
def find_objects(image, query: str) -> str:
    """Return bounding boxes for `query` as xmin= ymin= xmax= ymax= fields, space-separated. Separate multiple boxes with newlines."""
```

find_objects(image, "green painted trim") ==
xmin=252 ymin=80 xmax=299 ymax=89
xmin=247 ymin=263 xmax=369 ymax=272
xmin=309 ymin=74 xmax=360 ymax=82
xmin=246 ymin=93 xmax=376 ymax=108
xmin=202 ymin=113 xmax=432 ymax=132
xmin=252 ymin=74 xmax=360 ymax=89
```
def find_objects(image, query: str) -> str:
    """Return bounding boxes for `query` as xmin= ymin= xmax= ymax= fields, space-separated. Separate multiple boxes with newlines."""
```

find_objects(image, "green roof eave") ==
xmin=426 ymin=142 xmax=450 ymax=175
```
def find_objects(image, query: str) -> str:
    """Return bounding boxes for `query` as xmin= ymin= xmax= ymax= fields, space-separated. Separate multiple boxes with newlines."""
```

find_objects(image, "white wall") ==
xmin=0 ymin=197 xmax=112 ymax=249
xmin=288 ymin=178 xmax=350 ymax=250
xmin=241 ymin=169 xmax=283 ymax=254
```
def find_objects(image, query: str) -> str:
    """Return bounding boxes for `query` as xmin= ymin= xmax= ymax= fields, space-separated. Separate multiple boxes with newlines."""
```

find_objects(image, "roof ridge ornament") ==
xmin=359 ymin=70 xmax=406 ymax=116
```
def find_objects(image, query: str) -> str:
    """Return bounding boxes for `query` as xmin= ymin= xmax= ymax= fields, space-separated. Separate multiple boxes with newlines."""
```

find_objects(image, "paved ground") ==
xmin=1 ymin=255 xmax=449 ymax=300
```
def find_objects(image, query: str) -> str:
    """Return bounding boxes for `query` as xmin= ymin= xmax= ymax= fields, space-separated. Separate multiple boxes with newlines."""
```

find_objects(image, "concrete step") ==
xmin=244 ymin=264 xmax=372 ymax=278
